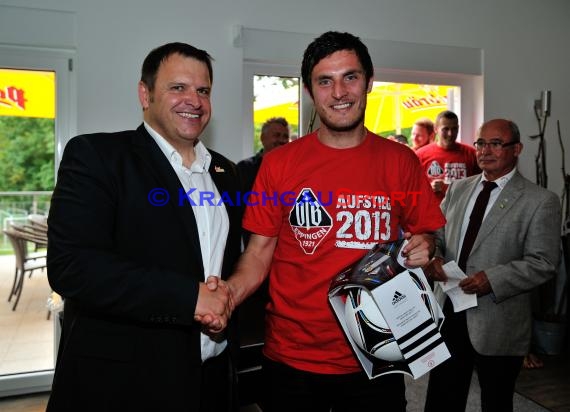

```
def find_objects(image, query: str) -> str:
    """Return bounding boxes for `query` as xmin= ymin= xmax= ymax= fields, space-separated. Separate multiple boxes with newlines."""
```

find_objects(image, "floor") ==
xmin=0 ymin=358 xmax=568 ymax=412
xmin=0 ymin=254 xmax=54 ymax=376
xmin=516 ymin=353 xmax=570 ymax=412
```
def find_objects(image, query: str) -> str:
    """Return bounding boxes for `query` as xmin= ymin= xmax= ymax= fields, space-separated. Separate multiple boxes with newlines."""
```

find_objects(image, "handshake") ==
xmin=194 ymin=276 xmax=235 ymax=334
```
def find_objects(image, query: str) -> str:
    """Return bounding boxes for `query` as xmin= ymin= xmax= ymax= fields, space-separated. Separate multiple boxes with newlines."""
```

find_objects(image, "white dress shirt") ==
xmin=458 ymin=167 xmax=517 ymax=254
xmin=144 ymin=122 xmax=229 ymax=361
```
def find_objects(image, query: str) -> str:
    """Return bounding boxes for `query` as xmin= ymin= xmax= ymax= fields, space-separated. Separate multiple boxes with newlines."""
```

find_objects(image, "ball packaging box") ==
xmin=328 ymin=239 xmax=450 ymax=379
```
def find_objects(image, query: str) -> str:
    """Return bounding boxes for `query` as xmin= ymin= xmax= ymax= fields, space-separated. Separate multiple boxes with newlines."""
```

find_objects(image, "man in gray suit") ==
xmin=424 ymin=118 xmax=561 ymax=412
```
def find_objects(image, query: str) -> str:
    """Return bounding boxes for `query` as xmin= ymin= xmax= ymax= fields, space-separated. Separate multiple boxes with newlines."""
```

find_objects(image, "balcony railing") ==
xmin=1 ymin=191 xmax=52 ymax=253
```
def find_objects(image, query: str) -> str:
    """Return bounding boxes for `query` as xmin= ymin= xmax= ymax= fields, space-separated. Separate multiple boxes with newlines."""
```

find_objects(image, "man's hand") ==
xmin=194 ymin=276 xmax=233 ymax=333
xmin=431 ymin=179 xmax=444 ymax=194
xmin=204 ymin=275 xmax=235 ymax=312
xmin=459 ymin=271 xmax=491 ymax=296
xmin=401 ymin=232 xmax=434 ymax=267
xmin=423 ymin=256 xmax=448 ymax=282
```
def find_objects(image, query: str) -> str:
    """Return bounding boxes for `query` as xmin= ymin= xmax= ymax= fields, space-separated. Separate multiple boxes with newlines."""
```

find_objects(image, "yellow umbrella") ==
xmin=0 ymin=68 xmax=55 ymax=119
xmin=253 ymin=100 xmax=299 ymax=127
xmin=365 ymin=82 xmax=453 ymax=135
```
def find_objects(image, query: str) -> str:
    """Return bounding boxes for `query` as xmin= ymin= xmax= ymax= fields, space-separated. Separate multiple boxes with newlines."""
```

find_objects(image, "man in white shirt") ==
xmin=47 ymin=42 xmax=242 ymax=412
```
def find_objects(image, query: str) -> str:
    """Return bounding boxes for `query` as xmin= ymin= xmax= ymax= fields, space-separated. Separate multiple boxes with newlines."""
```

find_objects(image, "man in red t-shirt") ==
xmin=411 ymin=117 xmax=435 ymax=151
xmin=203 ymin=32 xmax=445 ymax=412
xmin=416 ymin=110 xmax=481 ymax=202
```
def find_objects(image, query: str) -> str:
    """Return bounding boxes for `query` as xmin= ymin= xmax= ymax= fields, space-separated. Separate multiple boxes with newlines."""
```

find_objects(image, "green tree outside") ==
xmin=0 ymin=116 xmax=55 ymax=191
xmin=0 ymin=116 xmax=54 ymax=253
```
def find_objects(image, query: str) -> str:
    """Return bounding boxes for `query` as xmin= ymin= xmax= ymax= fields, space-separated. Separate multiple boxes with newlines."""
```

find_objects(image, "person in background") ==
xmin=237 ymin=117 xmax=290 ymax=195
xmin=411 ymin=117 xmax=435 ymax=150
xmin=47 ymin=42 xmax=241 ymax=412
xmin=387 ymin=133 xmax=409 ymax=145
xmin=424 ymin=118 xmax=561 ymax=412
xmin=416 ymin=110 xmax=480 ymax=202
xmin=221 ymin=31 xmax=445 ymax=412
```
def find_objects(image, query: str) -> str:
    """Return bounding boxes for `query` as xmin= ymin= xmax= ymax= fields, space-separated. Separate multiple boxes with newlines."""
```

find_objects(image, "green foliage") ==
xmin=253 ymin=123 xmax=263 ymax=153
xmin=0 ymin=116 xmax=55 ymax=191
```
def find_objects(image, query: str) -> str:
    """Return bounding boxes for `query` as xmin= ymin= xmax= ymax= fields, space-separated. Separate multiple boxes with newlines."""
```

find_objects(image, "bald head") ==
xmin=479 ymin=119 xmax=521 ymax=143
xmin=475 ymin=119 xmax=522 ymax=180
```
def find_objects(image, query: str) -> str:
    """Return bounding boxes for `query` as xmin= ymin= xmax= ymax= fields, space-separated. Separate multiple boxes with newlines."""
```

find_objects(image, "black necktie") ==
xmin=458 ymin=181 xmax=497 ymax=272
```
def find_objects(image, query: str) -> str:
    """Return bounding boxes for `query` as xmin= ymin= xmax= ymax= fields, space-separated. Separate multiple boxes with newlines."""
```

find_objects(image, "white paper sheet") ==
xmin=437 ymin=260 xmax=478 ymax=312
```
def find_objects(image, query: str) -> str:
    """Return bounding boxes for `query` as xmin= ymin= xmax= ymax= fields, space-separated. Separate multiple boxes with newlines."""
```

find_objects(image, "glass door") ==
xmin=0 ymin=46 xmax=75 ymax=397
xmin=0 ymin=66 xmax=55 ymax=378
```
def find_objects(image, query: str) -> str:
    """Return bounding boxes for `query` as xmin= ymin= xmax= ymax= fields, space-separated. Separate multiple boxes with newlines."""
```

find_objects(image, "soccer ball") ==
xmin=344 ymin=287 xmax=403 ymax=361
xmin=410 ymin=271 xmax=440 ymax=324
xmin=343 ymin=272 xmax=440 ymax=362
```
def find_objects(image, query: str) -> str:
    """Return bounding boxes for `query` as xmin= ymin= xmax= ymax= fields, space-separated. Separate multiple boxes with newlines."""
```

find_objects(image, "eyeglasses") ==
xmin=473 ymin=139 xmax=519 ymax=151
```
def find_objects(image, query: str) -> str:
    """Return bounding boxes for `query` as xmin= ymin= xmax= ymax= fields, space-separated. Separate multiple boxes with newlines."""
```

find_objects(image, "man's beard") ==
xmin=319 ymin=110 xmax=365 ymax=133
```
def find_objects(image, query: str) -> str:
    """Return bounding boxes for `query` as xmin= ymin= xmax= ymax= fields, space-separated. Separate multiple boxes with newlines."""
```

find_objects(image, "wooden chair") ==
xmin=28 ymin=214 xmax=48 ymax=229
xmin=3 ymin=225 xmax=47 ymax=311
xmin=27 ymin=214 xmax=48 ymax=250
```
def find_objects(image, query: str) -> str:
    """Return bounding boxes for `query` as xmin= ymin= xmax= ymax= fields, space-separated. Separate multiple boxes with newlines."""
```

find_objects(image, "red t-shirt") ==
xmin=243 ymin=131 xmax=446 ymax=374
xmin=416 ymin=142 xmax=480 ymax=201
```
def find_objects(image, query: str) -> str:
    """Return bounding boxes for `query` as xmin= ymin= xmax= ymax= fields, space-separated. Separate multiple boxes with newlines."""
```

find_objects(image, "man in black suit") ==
xmin=47 ymin=42 xmax=242 ymax=412
xmin=237 ymin=117 xmax=290 ymax=196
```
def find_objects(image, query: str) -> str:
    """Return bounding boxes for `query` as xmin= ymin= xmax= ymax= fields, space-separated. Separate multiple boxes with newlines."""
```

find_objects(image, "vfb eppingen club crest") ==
xmin=289 ymin=188 xmax=332 ymax=254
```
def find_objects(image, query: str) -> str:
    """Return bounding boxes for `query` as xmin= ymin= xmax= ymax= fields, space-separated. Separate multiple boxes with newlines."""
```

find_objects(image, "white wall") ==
xmin=1 ymin=0 xmax=569 ymax=199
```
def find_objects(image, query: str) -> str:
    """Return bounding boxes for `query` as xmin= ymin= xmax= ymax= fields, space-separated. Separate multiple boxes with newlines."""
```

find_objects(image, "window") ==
xmin=365 ymin=81 xmax=460 ymax=143
xmin=0 ymin=45 xmax=75 ymax=397
xmin=253 ymin=75 xmax=300 ymax=150
xmin=239 ymin=28 xmax=483 ymax=150
xmin=245 ymin=65 xmax=473 ymax=148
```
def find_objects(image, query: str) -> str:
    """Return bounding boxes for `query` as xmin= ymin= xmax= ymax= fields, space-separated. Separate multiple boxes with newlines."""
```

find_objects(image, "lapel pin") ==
xmin=214 ymin=166 xmax=225 ymax=173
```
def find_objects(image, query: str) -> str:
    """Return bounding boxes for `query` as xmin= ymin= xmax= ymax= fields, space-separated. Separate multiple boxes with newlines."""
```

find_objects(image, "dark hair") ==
xmin=392 ymin=134 xmax=409 ymax=145
xmin=301 ymin=31 xmax=374 ymax=97
xmin=414 ymin=117 xmax=435 ymax=135
xmin=435 ymin=110 xmax=459 ymax=127
xmin=507 ymin=120 xmax=521 ymax=143
xmin=262 ymin=117 xmax=289 ymax=134
xmin=140 ymin=42 xmax=213 ymax=92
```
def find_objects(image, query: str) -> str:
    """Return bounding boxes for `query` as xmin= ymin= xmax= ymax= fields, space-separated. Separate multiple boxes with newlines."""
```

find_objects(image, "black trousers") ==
xmin=260 ymin=356 xmax=406 ymax=412
xmin=200 ymin=349 xmax=238 ymax=412
xmin=424 ymin=299 xmax=524 ymax=412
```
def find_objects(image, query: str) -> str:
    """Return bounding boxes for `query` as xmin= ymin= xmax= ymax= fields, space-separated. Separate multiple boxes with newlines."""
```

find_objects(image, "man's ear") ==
xmin=514 ymin=142 xmax=524 ymax=157
xmin=366 ymin=77 xmax=374 ymax=93
xmin=138 ymin=81 xmax=150 ymax=110
xmin=303 ymin=84 xmax=314 ymax=100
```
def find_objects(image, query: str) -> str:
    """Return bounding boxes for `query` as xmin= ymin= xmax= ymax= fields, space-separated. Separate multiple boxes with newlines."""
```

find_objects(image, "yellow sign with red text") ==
xmin=364 ymin=82 xmax=454 ymax=134
xmin=0 ymin=68 xmax=55 ymax=119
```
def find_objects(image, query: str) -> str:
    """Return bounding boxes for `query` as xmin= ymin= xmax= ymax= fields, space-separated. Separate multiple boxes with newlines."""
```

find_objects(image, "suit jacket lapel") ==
xmin=131 ymin=125 xmax=204 ymax=272
xmin=449 ymin=177 xmax=481 ymax=254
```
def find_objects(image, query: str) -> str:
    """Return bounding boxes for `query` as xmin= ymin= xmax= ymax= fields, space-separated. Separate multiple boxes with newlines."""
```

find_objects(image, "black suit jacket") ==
xmin=236 ymin=151 xmax=263 ymax=194
xmin=47 ymin=125 xmax=242 ymax=411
